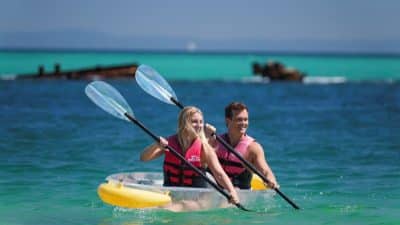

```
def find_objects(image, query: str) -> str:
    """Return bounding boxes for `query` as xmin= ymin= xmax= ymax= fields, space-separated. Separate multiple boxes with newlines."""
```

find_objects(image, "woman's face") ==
xmin=190 ymin=112 xmax=204 ymax=133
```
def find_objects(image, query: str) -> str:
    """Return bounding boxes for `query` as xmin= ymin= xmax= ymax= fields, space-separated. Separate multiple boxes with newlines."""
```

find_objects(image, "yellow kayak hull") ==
xmin=98 ymin=182 xmax=172 ymax=208
xmin=250 ymin=174 xmax=269 ymax=190
xmin=98 ymin=172 xmax=270 ymax=209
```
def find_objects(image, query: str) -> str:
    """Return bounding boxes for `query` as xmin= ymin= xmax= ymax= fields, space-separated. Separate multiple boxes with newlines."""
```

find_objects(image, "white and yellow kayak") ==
xmin=98 ymin=172 xmax=274 ymax=211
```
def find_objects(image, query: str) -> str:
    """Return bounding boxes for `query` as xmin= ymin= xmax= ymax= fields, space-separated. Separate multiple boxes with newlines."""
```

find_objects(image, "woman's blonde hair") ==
xmin=177 ymin=106 xmax=214 ymax=156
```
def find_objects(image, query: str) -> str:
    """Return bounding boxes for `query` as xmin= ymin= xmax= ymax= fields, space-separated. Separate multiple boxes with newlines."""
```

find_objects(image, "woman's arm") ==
xmin=140 ymin=137 xmax=168 ymax=161
xmin=203 ymin=146 xmax=240 ymax=204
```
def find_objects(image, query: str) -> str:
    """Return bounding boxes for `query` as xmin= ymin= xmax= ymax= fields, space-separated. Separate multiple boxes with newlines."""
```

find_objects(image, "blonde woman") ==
xmin=140 ymin=106 xmax=239 ymax=210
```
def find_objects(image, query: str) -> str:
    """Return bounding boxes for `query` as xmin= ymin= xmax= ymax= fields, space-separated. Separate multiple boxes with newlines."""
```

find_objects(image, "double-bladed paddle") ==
xmin=135 ymin=65 xmax=300 ymax=210
xmin=85 ymin=81 xmax=251 ymax=212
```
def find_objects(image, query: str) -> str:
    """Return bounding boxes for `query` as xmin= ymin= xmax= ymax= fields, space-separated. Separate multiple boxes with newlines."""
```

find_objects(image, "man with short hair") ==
xmin=208 ymin=102 xmax=279 ymax=189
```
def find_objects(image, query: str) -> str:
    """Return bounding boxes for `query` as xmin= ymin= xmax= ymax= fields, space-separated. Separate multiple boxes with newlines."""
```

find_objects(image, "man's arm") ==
xmin=248 ymin=142 xmax=279 ymax=188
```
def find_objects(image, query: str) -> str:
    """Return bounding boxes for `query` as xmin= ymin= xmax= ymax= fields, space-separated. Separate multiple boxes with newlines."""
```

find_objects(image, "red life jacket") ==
xmin=163 ymin=135 xmax=207 ymax=187
xmin=216 ymin=133 xmax=254 ymax=189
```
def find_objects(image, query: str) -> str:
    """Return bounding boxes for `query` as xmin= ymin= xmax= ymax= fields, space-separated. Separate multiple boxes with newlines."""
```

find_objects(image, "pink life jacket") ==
xmin=163 ymin=135 xmax=206 ymax=187
xmin=216 ymin=133 xmax=254 ymax=189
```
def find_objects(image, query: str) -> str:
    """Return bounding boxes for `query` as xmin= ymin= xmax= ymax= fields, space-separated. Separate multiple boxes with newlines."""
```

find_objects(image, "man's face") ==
xmin=226 ymin=109 xmax=249 ymax=135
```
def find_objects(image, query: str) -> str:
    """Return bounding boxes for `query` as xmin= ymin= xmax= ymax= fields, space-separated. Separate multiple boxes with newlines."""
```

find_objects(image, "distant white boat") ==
xmin=241 ymin=76 xmax=347 ymax=84
xmin=241 ymin=76 xmax=270 ymax=83
xmin=0 ymin=74 xmax=17 ymax=80
xmin=303 ymin=76 xmax=347 ymax=84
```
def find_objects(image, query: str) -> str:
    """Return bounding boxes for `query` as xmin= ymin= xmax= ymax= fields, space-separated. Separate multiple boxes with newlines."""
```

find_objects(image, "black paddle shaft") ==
xmin=170 ymin=97 xmax=184 ymax=109
xmin=168 ymin=98 xmax=300 ymax=210
xmin=123 ymin=113 xmax=251 ymax=212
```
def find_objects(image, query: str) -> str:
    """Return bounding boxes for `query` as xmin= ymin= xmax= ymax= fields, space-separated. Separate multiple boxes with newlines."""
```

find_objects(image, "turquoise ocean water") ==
xmin=1 ymin=51 xmax=400 ymax=225
xmin=1 ymin=51 xmax=400 ymax=81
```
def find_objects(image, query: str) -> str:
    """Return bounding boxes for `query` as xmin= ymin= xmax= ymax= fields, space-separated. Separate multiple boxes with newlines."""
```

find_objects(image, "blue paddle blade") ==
xmin=135 ymin=65 xmax=178 ymax=105
xmin=85 ymin=81 xmax=133 ymax=121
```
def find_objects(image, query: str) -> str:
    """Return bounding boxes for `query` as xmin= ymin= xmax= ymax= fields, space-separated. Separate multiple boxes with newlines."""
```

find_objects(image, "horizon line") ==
xmin=1 ymin=47 xmax=400 ymax=58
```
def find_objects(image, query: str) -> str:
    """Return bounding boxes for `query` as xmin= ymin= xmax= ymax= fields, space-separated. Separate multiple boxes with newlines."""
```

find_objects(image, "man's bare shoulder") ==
xmin=248 ymin=141 xmax=264 ymax=154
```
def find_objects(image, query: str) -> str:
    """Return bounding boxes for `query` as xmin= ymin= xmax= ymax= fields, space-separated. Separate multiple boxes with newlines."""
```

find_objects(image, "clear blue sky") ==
xmin=1 ymin=0 xmax=400 ymax=53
